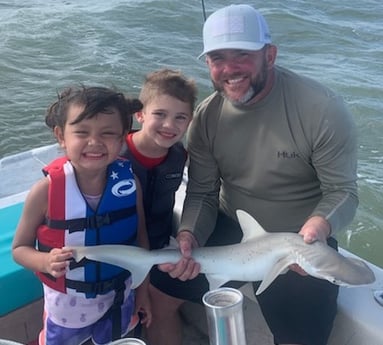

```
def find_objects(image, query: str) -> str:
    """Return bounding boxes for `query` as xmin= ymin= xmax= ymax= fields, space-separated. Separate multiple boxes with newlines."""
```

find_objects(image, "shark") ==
xmin=69 ymin=210 xmax=375 ymax=295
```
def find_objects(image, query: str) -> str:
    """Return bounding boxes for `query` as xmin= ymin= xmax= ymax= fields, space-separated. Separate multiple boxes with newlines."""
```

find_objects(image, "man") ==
xmin=147 ymin=5 xmax=358 ymax=345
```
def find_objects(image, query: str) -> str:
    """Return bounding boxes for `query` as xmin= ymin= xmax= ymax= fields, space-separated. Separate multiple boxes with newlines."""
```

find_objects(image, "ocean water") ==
xmin=0 ymin=0 xmax=382 ymax=267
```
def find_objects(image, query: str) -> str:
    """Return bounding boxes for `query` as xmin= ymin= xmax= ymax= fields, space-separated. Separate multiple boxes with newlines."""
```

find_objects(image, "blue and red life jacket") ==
xmin=36 ymin=157 xmax=137 ymax=298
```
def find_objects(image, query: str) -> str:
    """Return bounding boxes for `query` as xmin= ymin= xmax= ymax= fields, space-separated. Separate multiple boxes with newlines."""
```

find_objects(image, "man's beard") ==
xmin=213 ymin=60 xmax=268 ymax=106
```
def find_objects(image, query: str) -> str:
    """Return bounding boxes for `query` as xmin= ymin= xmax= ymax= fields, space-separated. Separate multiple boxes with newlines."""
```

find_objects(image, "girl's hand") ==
xmin=44 ymin=247 xmax=73 ymax=277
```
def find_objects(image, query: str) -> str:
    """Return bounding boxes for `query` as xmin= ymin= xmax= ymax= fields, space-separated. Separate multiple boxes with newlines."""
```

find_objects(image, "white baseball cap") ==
xmin=198 ymin=4 xmax=272 ymax=58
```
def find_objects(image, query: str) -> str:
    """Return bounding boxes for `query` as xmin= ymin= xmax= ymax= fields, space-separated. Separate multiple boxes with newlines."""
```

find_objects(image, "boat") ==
xmin=1 ymin=144 xmax=382 ymax=345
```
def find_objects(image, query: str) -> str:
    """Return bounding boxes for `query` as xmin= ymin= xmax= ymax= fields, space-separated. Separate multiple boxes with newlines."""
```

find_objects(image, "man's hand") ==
xmin=158 ymin=230 xmax=201 ymax=280
xmin=299 ymin=215 xmax=331 ymax=244
xmin=290 ymin=216 xmax=331 ymax=276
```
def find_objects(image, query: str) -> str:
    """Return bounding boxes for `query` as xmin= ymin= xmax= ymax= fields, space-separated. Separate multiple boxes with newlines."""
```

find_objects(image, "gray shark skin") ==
xmin=69 ymin=210 xmax=375 ymax=295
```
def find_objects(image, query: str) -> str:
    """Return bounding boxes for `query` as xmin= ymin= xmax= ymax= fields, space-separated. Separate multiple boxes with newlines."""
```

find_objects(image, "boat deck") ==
xmin=0 ymin=284 xmax=272 ymax=345
xmin=2 ymin=282 xmax=376 ymax=345
xmin=0 ymin=299 xmax=42 ymax=345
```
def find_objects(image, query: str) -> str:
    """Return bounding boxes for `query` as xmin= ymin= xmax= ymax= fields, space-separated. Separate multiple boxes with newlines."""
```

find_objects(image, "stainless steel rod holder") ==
xmin=203 ymin=287 xmax=247 ymax=345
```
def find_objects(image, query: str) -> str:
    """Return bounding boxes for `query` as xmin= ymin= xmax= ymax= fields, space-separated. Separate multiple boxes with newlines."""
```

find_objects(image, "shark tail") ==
xmin=67 ymin=245 xmax=154 ymax=289
xmin=127 ymin=263 xmax=152 ymax=289
xmin=67 ymin=245 xmax=183 ymax=289
xmin=67 ymin=246 xmax=87 ymax=262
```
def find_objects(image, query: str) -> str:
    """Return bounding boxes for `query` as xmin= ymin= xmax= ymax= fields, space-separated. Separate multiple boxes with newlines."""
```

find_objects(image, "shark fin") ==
xmin=206 ymin=274 xmax=230 ymax=291
xmin=236 ymin=209 xmax=268 ymax=243
xmin=255 ymin=256 xmax=293 ymax=295
xmin=129 ymin=266 xmax=150 ymax=289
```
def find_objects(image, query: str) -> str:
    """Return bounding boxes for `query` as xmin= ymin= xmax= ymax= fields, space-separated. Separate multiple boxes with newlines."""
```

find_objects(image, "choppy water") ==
xmin=0 ymin=0 xmax=382 ymax=267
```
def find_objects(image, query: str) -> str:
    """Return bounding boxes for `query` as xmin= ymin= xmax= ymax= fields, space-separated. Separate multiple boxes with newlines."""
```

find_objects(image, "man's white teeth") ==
xmin=228 ymin=77 xmax=244 ymax=84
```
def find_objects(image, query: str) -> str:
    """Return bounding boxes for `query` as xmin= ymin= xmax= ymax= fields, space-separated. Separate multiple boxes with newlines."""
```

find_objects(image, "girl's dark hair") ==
xmin=45 ymin=85 xmax=142 ymax=132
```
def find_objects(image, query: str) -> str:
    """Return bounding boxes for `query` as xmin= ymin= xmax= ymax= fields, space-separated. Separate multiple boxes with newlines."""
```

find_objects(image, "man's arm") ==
xmin=309 ymin=95 xmax=359 ymax=235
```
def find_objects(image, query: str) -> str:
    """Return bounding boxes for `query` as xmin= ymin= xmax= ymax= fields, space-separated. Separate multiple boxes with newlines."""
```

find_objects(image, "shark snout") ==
xmin=322 ymin=257 xmax=376 ymax=286
xmin=340 ymin=258 xmax=376 ymax=285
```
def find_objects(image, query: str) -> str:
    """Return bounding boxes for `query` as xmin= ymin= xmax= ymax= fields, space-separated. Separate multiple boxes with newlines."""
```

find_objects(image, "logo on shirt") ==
xmin=165 ymin=172 xmax=182 ymax=180
xmin=111 ymin=179 xmax=136 ymax=197
xmin=277 ymin=151 xmax=300 ymax=159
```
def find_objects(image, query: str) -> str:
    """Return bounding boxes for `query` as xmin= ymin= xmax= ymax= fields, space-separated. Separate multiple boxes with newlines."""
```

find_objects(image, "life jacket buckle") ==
xmin=94 ymin=278 xmax=115 ymax=294
xmin=88 ymin=213 xmax=111 ymax=229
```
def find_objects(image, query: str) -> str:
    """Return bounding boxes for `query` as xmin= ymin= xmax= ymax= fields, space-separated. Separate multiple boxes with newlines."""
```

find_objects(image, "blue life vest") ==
xmin=36 ymin=157 xmax=137 ymax=298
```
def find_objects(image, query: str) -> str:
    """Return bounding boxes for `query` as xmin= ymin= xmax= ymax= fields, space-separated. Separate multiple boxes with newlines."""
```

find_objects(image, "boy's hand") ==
xmin=158 ymin=231 xmax=200 ymax=280
xmin=135 ymin=284 xmax=152 ymax=327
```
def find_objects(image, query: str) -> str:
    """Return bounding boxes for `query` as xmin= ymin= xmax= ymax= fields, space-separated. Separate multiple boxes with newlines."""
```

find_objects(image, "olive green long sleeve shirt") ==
xmin=180 ymin=66 xmax=358 ymax=245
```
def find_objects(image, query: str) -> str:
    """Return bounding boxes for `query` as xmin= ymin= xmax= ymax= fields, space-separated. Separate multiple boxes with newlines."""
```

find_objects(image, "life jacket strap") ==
xmin=97 ymin=271 xmax=129 ymax=340
xmin=44 ymin=206 xmax=136 ymax=232
xmin=37 ymin=231 xmax=137 ymax=256
xmin=65 ymin=270 xmax=130 ymax=295
xmin=111 ymin=284 xmax=126 ymax=340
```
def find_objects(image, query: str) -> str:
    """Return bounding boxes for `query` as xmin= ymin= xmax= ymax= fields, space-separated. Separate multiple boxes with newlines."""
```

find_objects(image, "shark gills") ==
xmin=69 ymin=210 xmax=375 ymax=295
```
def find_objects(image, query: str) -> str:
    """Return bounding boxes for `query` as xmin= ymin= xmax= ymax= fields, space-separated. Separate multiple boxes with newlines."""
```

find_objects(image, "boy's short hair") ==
xmin=139 ymin=69 xmax=197 ymax=113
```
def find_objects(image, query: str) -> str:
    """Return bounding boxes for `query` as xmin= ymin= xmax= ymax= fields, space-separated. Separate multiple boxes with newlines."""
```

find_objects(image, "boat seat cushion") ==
xmin=0 ymin=201 xmax=43 ymax=316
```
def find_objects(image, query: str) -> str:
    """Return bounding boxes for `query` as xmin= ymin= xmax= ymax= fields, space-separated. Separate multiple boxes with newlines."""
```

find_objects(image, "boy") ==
xmin=121 ymin=68 xmax=197 ymax=250
xmin=121 ymin=69 xmax=197 ymax=343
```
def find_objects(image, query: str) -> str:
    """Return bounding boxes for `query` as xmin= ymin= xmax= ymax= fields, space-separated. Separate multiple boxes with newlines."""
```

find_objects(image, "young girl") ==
xmin=12 ymin=86 xmax=151 ymax=345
